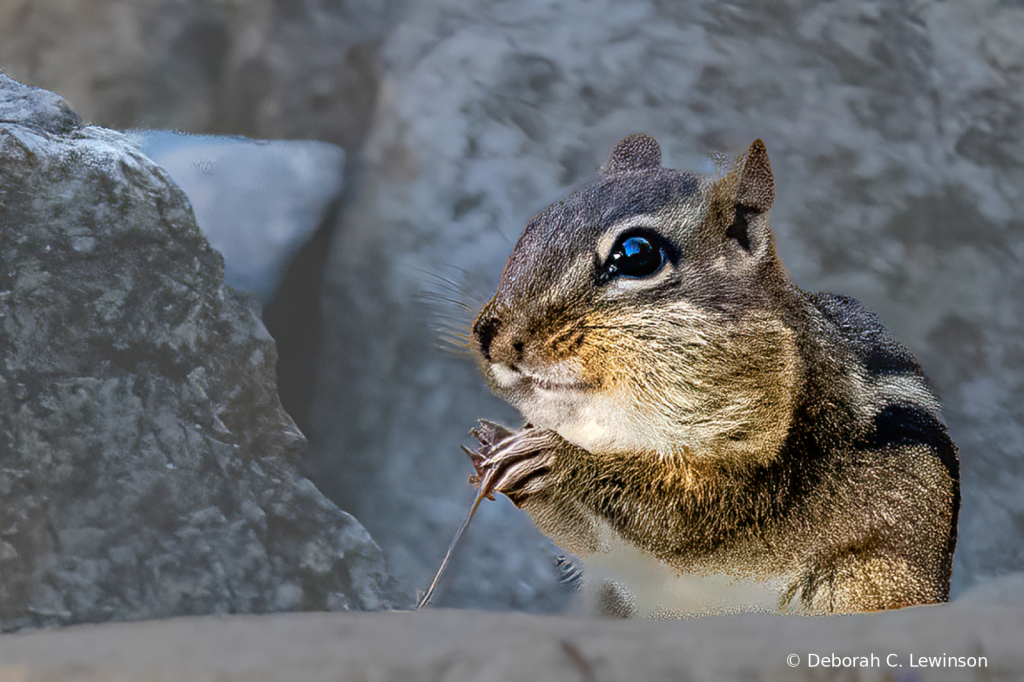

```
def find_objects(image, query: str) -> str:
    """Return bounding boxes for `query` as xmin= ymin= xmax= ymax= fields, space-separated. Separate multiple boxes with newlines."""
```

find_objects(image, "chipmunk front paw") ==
xmin=464 ymin=420 xmax=559 ymax=506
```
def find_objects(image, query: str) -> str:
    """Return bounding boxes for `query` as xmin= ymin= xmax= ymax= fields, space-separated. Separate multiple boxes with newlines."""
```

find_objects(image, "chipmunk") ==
xmin=465 ymin=134 xmax=959 ymax=616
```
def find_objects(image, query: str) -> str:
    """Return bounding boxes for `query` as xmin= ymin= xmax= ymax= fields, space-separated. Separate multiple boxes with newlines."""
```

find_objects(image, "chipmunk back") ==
xmin=467 ymin=134 xmax=958 ymax=615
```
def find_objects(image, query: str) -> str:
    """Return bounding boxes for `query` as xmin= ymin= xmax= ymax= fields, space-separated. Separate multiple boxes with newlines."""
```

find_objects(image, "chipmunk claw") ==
xmin=463 ymin=424 xmax=558 ymax=507
xmin=461 ymin=444 xmax=487 ymax=469
xmin=470 ymin=419 xmax=514 ymax=448
xmin=462 ymin=445 xmax=496 ymax=500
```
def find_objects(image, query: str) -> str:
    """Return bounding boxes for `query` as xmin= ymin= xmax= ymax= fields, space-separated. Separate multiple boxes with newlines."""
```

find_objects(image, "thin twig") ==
xmin=416 ymin=466 xmax=499 ymax=610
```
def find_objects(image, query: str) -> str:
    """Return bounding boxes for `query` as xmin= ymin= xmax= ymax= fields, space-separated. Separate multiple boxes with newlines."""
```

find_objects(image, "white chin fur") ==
xmin=489 ymin=363 xmax=672 ymax=455
xmin=488 ymin=363 xmax=521 ymax=388
xmin=523 ymin=389 xmax=664 ymax=455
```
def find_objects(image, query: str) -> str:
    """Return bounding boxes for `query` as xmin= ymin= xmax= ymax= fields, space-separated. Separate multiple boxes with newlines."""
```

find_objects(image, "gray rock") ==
xmin=1 ymin=604 xmax=1023 ymax=681
xmin=309 ymin=0 xmax=1024 ymax=609
xmin=135 ymin=130 xmax=345 ymax=304
xmin=0 ymin=0 xmax=405 ymax=148
xmin=0 ymin=74 xmax=400 ymax=632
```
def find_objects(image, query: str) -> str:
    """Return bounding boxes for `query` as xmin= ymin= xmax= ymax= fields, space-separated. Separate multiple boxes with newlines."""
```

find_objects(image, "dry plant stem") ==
xmin=416 ymin=464 xmax=500 ymax=610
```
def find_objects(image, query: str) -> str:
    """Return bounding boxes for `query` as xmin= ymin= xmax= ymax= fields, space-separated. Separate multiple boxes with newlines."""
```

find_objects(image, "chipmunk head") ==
xmin=473 ymin=134 xmax=799 ymax=463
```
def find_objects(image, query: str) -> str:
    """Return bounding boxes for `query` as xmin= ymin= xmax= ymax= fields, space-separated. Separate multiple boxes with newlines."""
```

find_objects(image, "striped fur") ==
xmin=468 ymin=134 xmax=959 ymax=615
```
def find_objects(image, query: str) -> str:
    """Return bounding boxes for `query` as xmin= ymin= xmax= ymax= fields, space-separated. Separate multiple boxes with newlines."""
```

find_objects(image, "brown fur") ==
xmin=467 ymin=134 xmax=959 ymax=615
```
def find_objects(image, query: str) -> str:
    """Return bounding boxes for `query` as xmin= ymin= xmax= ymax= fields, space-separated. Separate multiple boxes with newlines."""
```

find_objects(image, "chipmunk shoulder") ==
xmin=467 ymin=133 xmax=959 ymax=616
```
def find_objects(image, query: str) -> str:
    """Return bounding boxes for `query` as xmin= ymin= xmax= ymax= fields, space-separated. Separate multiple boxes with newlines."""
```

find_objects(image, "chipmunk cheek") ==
xmin=571 ymin=348 xmax=621 ymax=393
xmin=546 ymin=324 xmax=586 ymax=361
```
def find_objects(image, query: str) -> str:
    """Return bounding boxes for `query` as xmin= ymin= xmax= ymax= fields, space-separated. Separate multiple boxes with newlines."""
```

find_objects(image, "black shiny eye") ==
xmin=604 ymin=234 xmax=666 ymax=279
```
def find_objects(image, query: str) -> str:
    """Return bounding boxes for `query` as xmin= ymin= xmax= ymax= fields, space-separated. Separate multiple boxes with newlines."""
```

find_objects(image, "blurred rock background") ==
xmin=2 ymin=0 xmax=1023 ymax=612
xmin=134 ymin=131 xmax=345 ymax=306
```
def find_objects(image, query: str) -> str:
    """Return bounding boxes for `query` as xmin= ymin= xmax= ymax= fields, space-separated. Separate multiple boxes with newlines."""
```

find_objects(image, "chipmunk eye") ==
xmin=604 ymin=233 xmax=666 ymax=279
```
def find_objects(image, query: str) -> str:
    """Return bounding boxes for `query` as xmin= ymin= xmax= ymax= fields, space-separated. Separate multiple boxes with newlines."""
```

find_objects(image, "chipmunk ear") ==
xmin=602 ymin=133 xmax=662 ymax=175
xmin=715 ymin=139 xmax=777 ymax=258
xmin=736 ymin=139 xmax=774 ymax=214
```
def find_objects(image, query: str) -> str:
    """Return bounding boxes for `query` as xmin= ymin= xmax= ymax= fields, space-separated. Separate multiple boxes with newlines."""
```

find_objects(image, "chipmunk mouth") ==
xmin=525 ymin=374 xmax=592 ymax=392
xmin=489 ymin=362 xmax=597 ymax=437
xmin=489 ymin=363 xmax=592 ymax=393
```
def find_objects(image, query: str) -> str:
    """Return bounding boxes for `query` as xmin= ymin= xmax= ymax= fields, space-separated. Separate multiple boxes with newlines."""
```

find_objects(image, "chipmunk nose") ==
xmin=473 ymin=313 xmax=525 ymax=366
xmin=473 ymin=314 xmax=501 ymax=362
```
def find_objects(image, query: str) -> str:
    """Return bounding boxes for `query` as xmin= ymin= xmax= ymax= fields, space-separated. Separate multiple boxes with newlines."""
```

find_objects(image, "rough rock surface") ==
xmin=309 ymin=0 xmax=1024 ymax=609
xmin=1 ymin=601 xmax=1023 ymax=681
xmin=135 ymin=130 xmax=345 ymax=304
xmin=0 ymin=74 xmax=399 ymax=632
xmin=0 ymin=0 xmax=404 ymax=433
